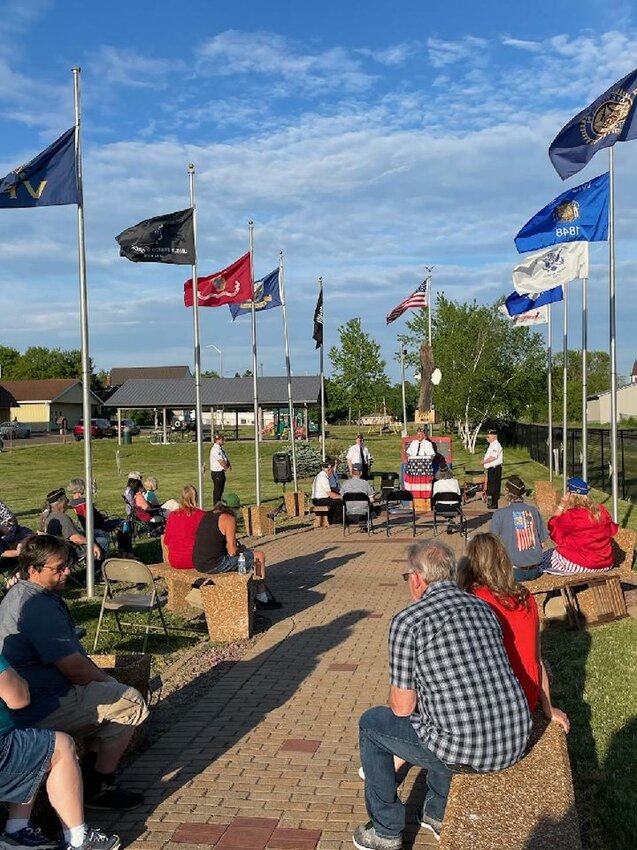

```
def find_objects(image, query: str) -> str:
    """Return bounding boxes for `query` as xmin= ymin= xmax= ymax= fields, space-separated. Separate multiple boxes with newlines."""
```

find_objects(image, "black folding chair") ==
xmin=377 ymin=472 xmax=400 ymax=504
xmin=342 ymin=493 xmax=373 ymax=537
xmin=385 ymin=489 xmax=416 ymax=537
xmin=432 ymin=492 xmax=468 ymax=541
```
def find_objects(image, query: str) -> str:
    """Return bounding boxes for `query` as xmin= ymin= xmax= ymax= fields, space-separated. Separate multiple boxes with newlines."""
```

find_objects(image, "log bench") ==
xmin=440 ymin=715 xmax=581 ymax=850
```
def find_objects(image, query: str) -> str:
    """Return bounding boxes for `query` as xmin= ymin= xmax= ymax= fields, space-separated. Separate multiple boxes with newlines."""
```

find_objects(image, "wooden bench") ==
xmin=440 ymin=715 xmax=581 ymax=849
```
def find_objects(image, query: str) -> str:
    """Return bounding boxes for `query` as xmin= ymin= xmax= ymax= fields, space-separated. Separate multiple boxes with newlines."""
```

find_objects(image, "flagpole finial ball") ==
xmin=188 ymin=163 xmax=195 ymax=170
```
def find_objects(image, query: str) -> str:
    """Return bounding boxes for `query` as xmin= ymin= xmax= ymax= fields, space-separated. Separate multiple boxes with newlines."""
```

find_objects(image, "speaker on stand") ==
xmin=270 ymin=453 xmax=293 ymax=519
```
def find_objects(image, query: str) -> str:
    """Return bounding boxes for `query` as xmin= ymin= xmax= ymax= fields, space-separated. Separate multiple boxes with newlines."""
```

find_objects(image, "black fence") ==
xmin=508 ymin=423 xmax=637 ymax=503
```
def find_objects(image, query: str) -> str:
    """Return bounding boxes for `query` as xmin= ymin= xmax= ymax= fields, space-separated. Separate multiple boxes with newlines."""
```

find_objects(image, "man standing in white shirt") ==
xmin=346 ymin=434 xmax=372 ymax=480
xmin=210 ymin=434 xmax=231 ymax=506
xmin=481 ymin=430 xmax=503 ymax=509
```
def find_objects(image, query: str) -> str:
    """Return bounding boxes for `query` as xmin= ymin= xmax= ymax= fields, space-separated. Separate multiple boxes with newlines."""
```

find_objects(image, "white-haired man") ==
xmin=353 ymin=540 xmax=531 ymax=849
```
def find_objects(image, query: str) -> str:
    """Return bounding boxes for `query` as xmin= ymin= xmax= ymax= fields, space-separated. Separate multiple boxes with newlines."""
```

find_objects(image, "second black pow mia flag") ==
xmin=116 ymin=208 xmax=195 ymax=264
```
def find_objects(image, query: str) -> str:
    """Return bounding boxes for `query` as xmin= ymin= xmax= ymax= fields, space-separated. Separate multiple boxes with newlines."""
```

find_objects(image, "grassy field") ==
xmin=1 ymin=426 xmax=636 ymax=848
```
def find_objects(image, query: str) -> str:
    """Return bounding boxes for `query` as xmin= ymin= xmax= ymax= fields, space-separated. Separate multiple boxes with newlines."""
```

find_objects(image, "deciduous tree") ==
xmin=328 ymin=318 xmax=388 ymax=424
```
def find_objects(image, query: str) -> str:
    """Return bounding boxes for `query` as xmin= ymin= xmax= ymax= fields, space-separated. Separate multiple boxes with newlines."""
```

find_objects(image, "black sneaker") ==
xmin=61 ymin=828 xmax=121 ymax=850
xmin=255 ymin=597 xmax=283 ymax=610
xmin=1 ymin=825 xmax=57 ymax=849
xmin=84 ymin=778 xmax=144 ymax=811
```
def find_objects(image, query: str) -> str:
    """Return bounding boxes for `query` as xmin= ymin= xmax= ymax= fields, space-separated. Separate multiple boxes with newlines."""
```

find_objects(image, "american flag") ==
xmin=512 ymin=509 xmax=537 ymax=552
xmin=386 ymin=279 xmax=429 ymax=325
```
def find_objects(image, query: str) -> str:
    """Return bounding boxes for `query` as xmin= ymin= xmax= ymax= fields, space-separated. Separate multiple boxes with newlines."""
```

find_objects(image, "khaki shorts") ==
xmin=35 ymin=680 xmax=149 ymax=742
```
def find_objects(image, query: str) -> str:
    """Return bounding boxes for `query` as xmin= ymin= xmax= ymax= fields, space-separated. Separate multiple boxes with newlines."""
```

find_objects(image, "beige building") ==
xmin=587 ymin=382 xmax=637 ymax=423
xmin=1 ymin=379 xmax=102 ymax=432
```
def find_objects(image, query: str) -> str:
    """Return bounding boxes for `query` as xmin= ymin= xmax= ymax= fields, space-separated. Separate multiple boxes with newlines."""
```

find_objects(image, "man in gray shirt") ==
xmin=490 ymin=475 xmax=549 ymax=581
xmin=340 ymin=464 xmax=379 ymax=525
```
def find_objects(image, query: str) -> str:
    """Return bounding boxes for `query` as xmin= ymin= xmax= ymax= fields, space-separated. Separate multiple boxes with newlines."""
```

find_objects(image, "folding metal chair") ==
xmin=342 ymin=493 xmax=373 ymax=536
xmin=385 ymin=489 xmax=416 ymax=537
xmin=376 ymin=472 xmax=400 ymax=504
xmin=93 ymin=558 xmax=169 ymax=652
xmin=432 ymin=492 xmax=468 ymax=541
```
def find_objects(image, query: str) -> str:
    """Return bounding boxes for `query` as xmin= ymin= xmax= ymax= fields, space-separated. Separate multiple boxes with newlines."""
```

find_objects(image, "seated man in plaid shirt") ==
xmin=353 ymin=540 xmax=532 ymax=850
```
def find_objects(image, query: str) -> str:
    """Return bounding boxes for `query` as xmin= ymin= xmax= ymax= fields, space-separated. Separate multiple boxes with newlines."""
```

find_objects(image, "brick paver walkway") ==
xmin=98 ymin=504 xmax=491 ymax=850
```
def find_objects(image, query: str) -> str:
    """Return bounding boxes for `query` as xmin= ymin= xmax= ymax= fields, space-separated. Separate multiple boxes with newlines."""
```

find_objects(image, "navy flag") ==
xmin=549 ymin=67 xmax=637 ymax=180
xmin=0 ymin=128 xmax=78 ymax=208
xmin=116 ymin=208 xmax=195 ymax=265
xmin=515 ymin=172 xmax=609 ymax=253
xmin=504 ymin=285 xmax=563 ymax=317
xmin=229 ymin=268 xmax=282 ymax=319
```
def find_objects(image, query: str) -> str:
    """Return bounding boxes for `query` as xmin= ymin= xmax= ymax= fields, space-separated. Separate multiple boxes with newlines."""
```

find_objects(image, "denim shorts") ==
xmin=211 ymin=550 xmax=255 ymax=573
xmin=0 ymin=727 xmax=55 ymax=804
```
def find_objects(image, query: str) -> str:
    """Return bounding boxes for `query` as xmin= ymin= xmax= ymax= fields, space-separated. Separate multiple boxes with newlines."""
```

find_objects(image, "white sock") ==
xmin=256 ymin=591 xmax=268 ymax=602
xmin=6 ymin=819 xmax=30 ymax=834
xmin=63 ymin=824 xmax=86 ymax=848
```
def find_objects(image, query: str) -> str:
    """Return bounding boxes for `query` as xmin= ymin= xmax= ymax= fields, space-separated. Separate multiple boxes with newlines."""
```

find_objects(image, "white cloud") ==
xmin=89 ymin=45 xmax=186 ymax=89
xmin=357 ymin=42 xmax=420 ymax=66
xmin=427 ymin=35 xmax=489 ymax=69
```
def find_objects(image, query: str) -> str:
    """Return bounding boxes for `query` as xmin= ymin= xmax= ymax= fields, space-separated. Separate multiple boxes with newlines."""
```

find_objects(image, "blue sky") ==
xmin=1 ymin=0 xmax=637 ymax=383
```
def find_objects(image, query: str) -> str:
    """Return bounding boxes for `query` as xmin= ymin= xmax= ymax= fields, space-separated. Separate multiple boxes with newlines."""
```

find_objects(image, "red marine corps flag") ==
xmin=184 ymin=252 xmax=252 ymax=307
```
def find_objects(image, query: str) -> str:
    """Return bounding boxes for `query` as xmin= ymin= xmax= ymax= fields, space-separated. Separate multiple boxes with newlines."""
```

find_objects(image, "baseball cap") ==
xmin=351 ymin=463 xmax=363 ymax=472
xmin=505 ymin=475 xmax=526 ymax=497
xmin=46 ymin=488 xmax=66 ymax=504
xmin=567 ymin=477 xmax=590 ymax=495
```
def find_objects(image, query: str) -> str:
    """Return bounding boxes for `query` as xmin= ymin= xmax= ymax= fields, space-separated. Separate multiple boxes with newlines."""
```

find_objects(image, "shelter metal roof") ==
xmin=107 ymin=376 xmax=321 ymax=409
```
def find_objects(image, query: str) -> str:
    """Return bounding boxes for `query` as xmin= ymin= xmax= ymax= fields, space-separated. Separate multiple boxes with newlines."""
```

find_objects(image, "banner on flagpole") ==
xmin=515 ymin=172 xmax=609 ymax=253
xmin=184 ymin=252 xmax=252 ymax=307
xmin=504 ymin=285 xmax=563 ymax=317
xmin=312 ymin=290 xmax=323 ymax=348
xmin=116 ymin=209 xmax=195 ymax=264
xmin=549 ymin=66 xmax=637 ymax=180
xmin=498 ymin=303 xmax=549 ymax=326
xmin=512 ymin=242 xmax=589 ymax=295
xmin=386 ymin=279 xmax=428 ymax=325
xmin=229 ymin=268 xmax=281 ymax=319
xmin=0 ymin=128 xmax=78 ymax=208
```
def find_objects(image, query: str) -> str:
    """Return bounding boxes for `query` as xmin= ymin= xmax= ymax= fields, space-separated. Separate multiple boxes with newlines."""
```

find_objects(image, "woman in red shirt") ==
xmin=163 ymin=485 xmax=205 ymax=570
xmin=459 ymin=533 xmax=568 ymax=731
xmin=543 ymin=477 xmax=618 ymax=574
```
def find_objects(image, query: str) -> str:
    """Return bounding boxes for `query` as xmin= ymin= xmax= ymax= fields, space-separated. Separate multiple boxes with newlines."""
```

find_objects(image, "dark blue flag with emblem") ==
xmin=0 ymin=128 xmax=78 ymax=208
xmin=228 ymin=268 xmax=282 ymax=319
xmin=549 ymin=67 xmax=637 ymax=179
xmin=515 ymin=172 xmax=609 ymax=253
xmin=504 ymin=285 xmax=564 ymax=317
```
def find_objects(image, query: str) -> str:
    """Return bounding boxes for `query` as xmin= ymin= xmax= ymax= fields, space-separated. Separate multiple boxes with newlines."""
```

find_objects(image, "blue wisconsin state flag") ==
xmin=504 ymin=286 xmax=563 ymax=317
xmin=0 ymin=128 xmax=78 ymax=208
xmin=549 ymin=67 xmax=637 ymax=179
xmin=515 ymin=172 xmax=609 ymax=253
xmin=229 ymin=267 xmax=282 ymax=319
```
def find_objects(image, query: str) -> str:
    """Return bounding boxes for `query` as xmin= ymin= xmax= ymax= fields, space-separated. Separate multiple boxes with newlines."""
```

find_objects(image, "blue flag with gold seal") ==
xmin=0 ymin=128 xmax=78 ymax=208
xmin=549 ymin=66 xmax=637 ymax=180
xmin=514 ymin=172 xmax=609 ymax=253
xmin=229 ymin=268 xmax=282 ymax=319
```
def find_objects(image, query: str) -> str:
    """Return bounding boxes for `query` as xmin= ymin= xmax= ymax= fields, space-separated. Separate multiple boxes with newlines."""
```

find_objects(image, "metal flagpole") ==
xmin=547 ymin=305 xmax=553 ymax=481
xmin=188 ymin=164 xmax=205 ymax=508
xmin=319 ymin=276 xmax=326 ymax=462
xmin=279 ymin=252 xmax=297 ymax=490
xmin=426 ymin=269 xmax=433 ymax=437
xmin=400 ymin=340 xmax=408 ymax=437
xmin=581 ymin=277 xmax=588 ymax=481
xmin=72 ymin=67 xmax=95 ymax=598
xmin=608 ymin=148 xmax=619 ymax=521
xmin=249 ymin=221 xmax=261 ymax=505
xmin=562 ymin=283 xmax=568 ymax=494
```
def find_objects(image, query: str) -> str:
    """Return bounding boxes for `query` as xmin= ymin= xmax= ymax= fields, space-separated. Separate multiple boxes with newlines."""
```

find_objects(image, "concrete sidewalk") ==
xmin=99 ymin=505 xmax=490 ymax=850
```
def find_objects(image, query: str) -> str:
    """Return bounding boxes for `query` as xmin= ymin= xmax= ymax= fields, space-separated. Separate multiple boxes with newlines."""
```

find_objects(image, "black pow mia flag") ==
xmin=312 ymin=290 xmax=323 ymax=349
xmin=116 ymin=208 xmax=195 ymax=264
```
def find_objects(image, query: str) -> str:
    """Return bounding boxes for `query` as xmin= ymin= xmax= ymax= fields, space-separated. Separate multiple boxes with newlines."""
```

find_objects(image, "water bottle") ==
xmin=237 ymin=552 xmax=247 ymax=574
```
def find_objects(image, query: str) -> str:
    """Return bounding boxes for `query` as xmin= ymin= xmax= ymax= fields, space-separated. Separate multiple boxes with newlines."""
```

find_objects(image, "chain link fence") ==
xmin=508 ymin=423 xmax=637 ymax=503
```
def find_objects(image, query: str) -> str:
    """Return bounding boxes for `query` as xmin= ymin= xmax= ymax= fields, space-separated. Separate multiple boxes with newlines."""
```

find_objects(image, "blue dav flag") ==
xmin=549 ymin=67 xmax=637 ymax=180
xmin=515 ymin=172 xmax=609 ymax=254
xmin=504 ymin=285 xmax=563 ymax=317
xmin=229 ymin=268 xmax=282 ymax=319
xmin=0 ymin=128 xmax=78 ymax=208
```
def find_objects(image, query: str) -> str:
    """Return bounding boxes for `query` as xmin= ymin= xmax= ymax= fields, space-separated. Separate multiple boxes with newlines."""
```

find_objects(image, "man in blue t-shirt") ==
xmin=0 ymin=535 xmax=148 ymax=812
xmin=0 ymin=653 xmax=119 ymax=850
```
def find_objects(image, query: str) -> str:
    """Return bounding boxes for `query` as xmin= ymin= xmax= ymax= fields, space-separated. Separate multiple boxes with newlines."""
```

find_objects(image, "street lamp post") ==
xmin=206 ymin=344 xmax=223 ymax=377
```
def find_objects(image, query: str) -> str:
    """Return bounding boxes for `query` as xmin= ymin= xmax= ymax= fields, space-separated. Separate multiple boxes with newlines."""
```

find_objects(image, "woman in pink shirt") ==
xmin=163 ymin=485 xmax=205 ymax=569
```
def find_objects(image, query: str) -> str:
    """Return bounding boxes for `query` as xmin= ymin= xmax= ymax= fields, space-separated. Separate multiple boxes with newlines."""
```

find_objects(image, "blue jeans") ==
xmin=359 ymin=706 xmax=454 ymax=839
xmin=513 ymin=565 xmax=542 ymax=582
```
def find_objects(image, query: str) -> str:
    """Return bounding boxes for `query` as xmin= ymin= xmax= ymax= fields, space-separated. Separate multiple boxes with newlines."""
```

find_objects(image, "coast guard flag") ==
xmin=513 ymin=242 xmax=589 ymax=295
xmin=0 ymin=128 xmax=78 ymax=208
xmin=498 ymin=304 xmax=549 ymax=327
xmin=515 ymin=172 xmax=609 ymax=253
xmin=504 ymin=285 xmax=563 ymax=317
xmin=184 ymin=252 xmax=252 ymax=307
xmin=229 ymin=268 xmax=282 ymax=319
xmin=549 ymin=66 xmax=637 ymax=180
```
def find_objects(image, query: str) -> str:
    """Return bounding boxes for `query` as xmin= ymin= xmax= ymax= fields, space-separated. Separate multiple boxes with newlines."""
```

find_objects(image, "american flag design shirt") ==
xmin=512 ymin=509 xmax=537 ymax=552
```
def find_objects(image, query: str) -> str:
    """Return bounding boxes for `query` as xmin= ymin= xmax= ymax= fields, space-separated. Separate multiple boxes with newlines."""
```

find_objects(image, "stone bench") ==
xmin=310 ymin=505 xmax=331 ymax=528
xmin=439 ymin=715 xmax=581 ymax=850
xmin=148 ymin=562 xmax=199 ymax=613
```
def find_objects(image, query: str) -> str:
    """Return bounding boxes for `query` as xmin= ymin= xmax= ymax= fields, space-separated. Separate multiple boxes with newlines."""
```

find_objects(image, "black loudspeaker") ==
xmin=273 ymin=452 xmax=293 ymax=484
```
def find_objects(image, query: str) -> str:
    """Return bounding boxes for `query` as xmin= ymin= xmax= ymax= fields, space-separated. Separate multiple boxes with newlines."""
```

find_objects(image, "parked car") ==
xmin=0 ymin=421 xmax=31 ymax=439
xmin=73 ymin=418 xmax=116 ymax=440
xmin=110 ymin=418 xmax=141 ymax=436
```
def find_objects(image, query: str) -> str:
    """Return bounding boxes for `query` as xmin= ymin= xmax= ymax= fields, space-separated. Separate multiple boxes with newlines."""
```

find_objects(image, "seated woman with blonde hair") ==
xmin=458 ymin=533 xmax=569 ymax=732
xmin=162 ymin=485 xmax=205 ymax=570
xmin=542 ymin=477 xmax=618 ymax=575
